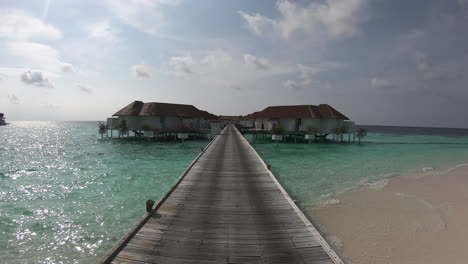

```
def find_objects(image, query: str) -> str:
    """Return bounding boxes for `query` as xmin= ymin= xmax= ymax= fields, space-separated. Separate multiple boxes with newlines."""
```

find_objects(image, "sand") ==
xmin=308 ymin=164 xmax=468 ymax=264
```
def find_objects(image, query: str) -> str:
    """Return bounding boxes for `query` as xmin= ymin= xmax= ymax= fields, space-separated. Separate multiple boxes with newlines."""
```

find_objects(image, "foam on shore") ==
xmin=308 ymin=163 xmax=468 ymax=264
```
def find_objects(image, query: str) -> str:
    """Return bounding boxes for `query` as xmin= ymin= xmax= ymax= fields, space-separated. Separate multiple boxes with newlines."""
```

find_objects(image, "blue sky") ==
xmin=1 ymin=0 xmax=468 ymax=127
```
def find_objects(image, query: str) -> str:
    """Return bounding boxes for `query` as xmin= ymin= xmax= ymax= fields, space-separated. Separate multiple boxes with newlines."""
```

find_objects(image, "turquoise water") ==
xmin=252 ymin=132 xmax=468 ymax=207
xmin=0 ymin=121 xmax=208 ymax=263
xmin=2 ymin=122 xmax=468 ymax=263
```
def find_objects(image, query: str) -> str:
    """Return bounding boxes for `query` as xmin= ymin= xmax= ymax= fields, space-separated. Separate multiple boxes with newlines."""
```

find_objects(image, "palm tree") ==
xmin=306 ymin=126 xmax=317 ymax=135
xmin=119 ymin=120 xmax=128 ymax=137
xmin=339 ymin=125 xmax=349 ymax=143
xmin=356 ymin=128 xmax=368 ymax=144
xmin=271 ymin=125 xmax=285 ymax=136
xmin=141 ymin=124 xmax=153 ymax=138
xmin=305 ymin=126 xmax=317 ymax=143
xmin=98 ymin=122 xmax=107 ymax=139
xmin=332 ymin=127 xmax=341 ymax=142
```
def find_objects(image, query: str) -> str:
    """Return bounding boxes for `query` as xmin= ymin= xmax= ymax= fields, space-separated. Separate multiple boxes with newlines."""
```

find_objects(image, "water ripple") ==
xmin=0 ymin=121 xmax=208 ymax=263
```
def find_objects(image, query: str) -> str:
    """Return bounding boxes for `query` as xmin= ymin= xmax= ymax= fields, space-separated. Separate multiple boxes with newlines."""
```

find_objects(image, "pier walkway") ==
xmin=100 ymin=124 xmax=343 ymax=264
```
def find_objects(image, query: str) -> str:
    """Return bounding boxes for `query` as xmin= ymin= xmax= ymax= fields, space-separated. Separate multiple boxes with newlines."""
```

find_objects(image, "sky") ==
xmin=1 ymin=0 xmax=468 ymax=127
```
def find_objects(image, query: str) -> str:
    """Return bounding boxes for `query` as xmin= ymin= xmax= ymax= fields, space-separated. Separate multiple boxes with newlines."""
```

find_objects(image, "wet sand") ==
xmin=308 ymin=164 xmax=468 ymax=264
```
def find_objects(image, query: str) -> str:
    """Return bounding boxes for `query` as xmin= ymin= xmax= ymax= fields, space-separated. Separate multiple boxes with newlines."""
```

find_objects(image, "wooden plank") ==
xmin=100 ymin=124 xmax=344 ymax=264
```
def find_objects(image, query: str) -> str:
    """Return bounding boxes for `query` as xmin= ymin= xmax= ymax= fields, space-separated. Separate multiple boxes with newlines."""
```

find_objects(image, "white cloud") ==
xmin=243 ymin=54 xmax=271 ymax=71
xmin=105 ymin=0 xmax=182 ymax=35
xmin=61 ymin=63 xmax=74 ymax=72
xmin=284 ymin=79 xmax=301 ymax=90
xmin=8 ymin=94 xmax=19 ymax=104
xmin=202 ymin=50 xmax=232 ymax=66
xmin=77 ymin=83 xmax=93 ymax=94
xmin=0 ymin=9 xmax=61 ymax=40
xmin=6 ymin=41 xmax=72 ymax=73
xmin=238 ymin=11 xmax=273 ymax=36
xmin=371 ymin=77 xmax=396 ymax=89
xmin=282 ymin=63 xmax=341 ymax=90
xmin=170 ymin=55 xmax=195 ymax=75
xmin=297 ymin=63 xmax=340 ymax=85
xmin=20 ymin=71 xmax=54 ymax=88
xmin=239 ymin=0 xmax=367 ymax=39
xmin=131 ymin=64 xmax=152 ymax=78
xmin=0 ymin=10 xmax=71 ymax=75
xmin=84 ymin=21 xmax=118 ymax=42
xmin=167 ymin=50 xmax=293 ymax=91
xmin=0 ymin=67 xmax=59 ymax=78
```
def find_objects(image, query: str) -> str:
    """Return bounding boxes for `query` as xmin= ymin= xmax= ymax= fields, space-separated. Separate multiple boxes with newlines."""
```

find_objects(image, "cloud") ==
xmin=298 ymin=63 xmax=340 ymax=85
xmin=131 ymin=64 xmax=152 ymax=79
xmin=0 ymin=67 xmax=59 ymax=78
xmin=243 ymin=54 xmax=271 ymax=70
xmin=0 ymin=9 xmax=61 ymax=40
xmin=6 ymin=41 xmax=72 ymax=73
xmin=202 ymin=50 xmax=232 ymax=66
xmin=105 ymin=0 xmax=182 ymax=35
xmin=170 ymin=55 xmax=195 ymax=75
xmin=283 ymin=63 xmax=341 ymax=90
xmin=371 ymin=78 xmax=396 ymax=89
xmin=415 ymin=52 xmax=429 ymax=73
xmin=239 ymin=0 xmax=367 ymax=39
xmin=8 ymin=94 xmax=19 ymax=104
xmin=284 ymin=79 xmax=301 ymax=90
xmin=84 ymin=21 xmax=118 ymax=42
xmin=77 ymin=83 xmax=93 ymax=94
xmin=42 ymin=103 xmax=59 ymax=109
xmin=61 ymin=63 xmax=74 ymax=72
xmin=20 ymin=71 xmax=54 ymax=88
xmin=238 ymin=11 xmax=273 ymax=36
xmin=227 ymin=84 xmax=241 ymax=91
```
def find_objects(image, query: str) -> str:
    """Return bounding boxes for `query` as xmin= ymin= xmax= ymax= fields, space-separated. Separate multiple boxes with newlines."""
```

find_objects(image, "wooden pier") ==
xmin=100 ymin=124 xmax=344 ymax=264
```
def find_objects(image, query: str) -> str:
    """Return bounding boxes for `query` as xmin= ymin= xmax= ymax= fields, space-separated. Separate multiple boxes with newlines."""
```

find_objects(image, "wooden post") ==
xmin=146 ymin=199 xmax=155 ymax=212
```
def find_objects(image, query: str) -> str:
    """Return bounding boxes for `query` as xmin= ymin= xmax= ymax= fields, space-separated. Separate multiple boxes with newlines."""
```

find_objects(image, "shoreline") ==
xmin=308 ymin=162 xmax=468 ymax=264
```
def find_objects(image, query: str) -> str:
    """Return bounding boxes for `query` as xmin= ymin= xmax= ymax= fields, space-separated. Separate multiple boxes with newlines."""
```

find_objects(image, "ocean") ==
xmin=1 ymin=121 xmax=468 ymax=263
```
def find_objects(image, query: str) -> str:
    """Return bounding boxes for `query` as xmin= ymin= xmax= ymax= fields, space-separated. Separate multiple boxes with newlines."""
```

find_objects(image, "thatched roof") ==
xmin=113 ymin=101 xmax=217 ymax=119
xmin=241 ymin=104 xmax=349 ymax=120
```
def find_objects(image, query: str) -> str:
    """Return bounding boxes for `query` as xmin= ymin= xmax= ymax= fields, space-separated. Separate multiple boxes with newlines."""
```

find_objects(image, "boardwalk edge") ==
xmin=234 ymin=125 xmax=347 ymax=264
xmin=98 ymin=131 xmax=221 ymax=264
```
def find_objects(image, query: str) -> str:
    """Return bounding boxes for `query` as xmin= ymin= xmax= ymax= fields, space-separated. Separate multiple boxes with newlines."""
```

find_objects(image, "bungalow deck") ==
xmin=99 ymin=124 xmax=344 ymax=264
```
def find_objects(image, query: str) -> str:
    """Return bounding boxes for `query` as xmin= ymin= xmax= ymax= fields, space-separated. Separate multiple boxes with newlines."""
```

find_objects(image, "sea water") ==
xmin=2 ymin=122 xmax=468 ymax=263
xmin=0 ymin=121 xmax=208 ymax=263
xmin=252 ymin=127 xmax=468 ymax=207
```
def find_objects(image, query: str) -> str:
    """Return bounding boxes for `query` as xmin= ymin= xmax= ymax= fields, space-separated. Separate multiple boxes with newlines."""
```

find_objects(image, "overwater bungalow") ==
xmin=218 ymin=115 xmax=242 ymax=127
xmin=0 ymin=113 xmax=6 ymax=126
xmin=240 ymin=104 xmax=355 ymax=135
xmin=107 ymin=100 xmax=218 ymax=135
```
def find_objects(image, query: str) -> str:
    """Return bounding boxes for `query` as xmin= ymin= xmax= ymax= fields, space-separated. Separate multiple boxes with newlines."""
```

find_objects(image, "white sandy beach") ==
xmin=308 ymin=164 xmax=468 ymax=264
